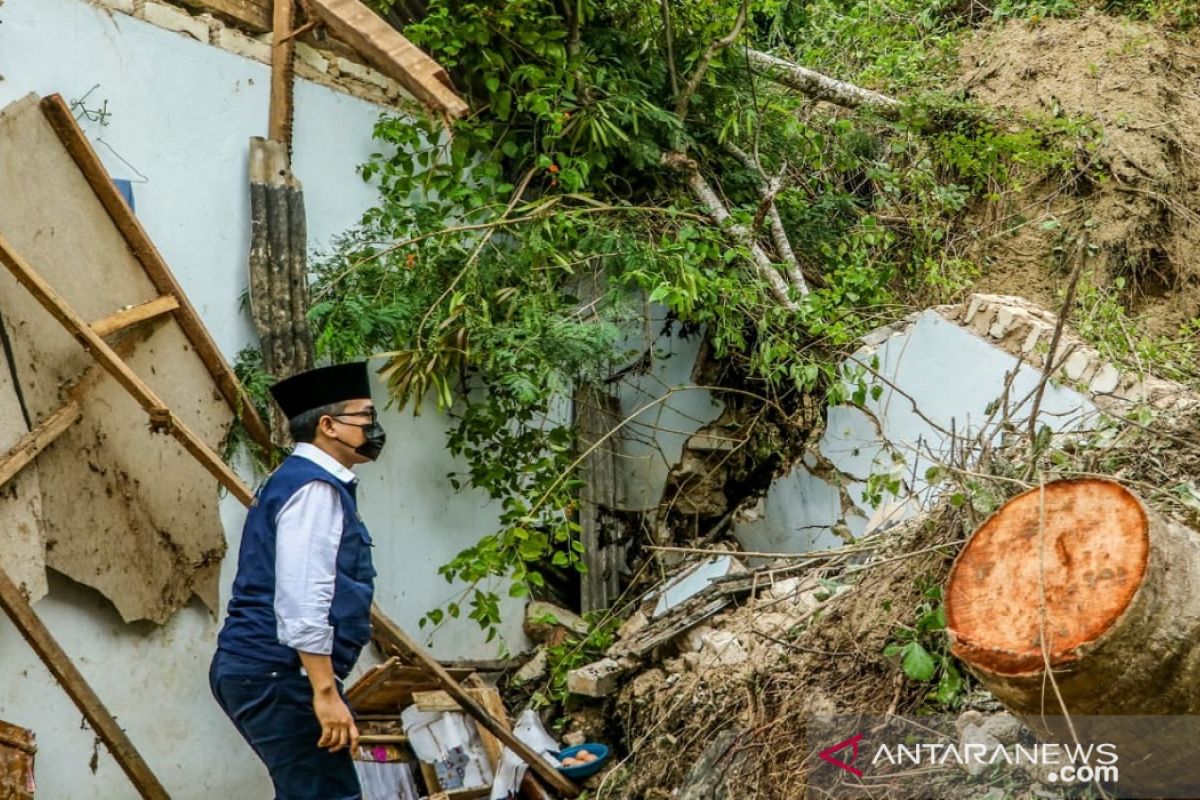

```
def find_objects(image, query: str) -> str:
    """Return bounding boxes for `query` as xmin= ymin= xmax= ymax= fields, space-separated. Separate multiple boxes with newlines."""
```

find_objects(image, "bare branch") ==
xmin=746 ymin=49 xmax=902 ymax=118
xmin=662 ymin=151 xmax=798 ymax=309
xmin=675 ymin=0 xmax=751 ymax=121
xmin=660 ymin=0 xmax=680 ymax=98
xmin=724 ymin=142 xmax=809 ymax=296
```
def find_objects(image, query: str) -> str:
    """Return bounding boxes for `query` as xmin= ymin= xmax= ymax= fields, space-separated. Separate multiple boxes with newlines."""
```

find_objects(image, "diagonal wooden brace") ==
xmin=0 ymin=233 xmax=253 ymax=507
xmin=0 ymin=568 xmax=171 ymax=800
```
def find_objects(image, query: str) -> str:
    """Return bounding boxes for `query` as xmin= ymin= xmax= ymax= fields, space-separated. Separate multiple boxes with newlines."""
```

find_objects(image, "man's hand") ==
xmin=313 ymin=687 xmax=359 ymax=753
xmin=298 ymin=651 xmax=359 ymax=753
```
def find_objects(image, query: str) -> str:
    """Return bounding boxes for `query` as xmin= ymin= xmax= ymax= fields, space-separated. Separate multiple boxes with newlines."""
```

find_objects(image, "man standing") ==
xmin=210 ymin=361 xmax=387 ymax=799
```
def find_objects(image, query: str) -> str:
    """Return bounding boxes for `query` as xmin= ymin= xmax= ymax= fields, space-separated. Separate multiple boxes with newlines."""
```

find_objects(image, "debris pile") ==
xmin=494 ymin=286 xmax=1200 ymax=798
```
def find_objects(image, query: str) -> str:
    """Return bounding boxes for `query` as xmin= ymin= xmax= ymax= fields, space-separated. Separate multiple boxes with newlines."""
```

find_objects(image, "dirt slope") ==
xmin=958 ymin=13 xmax=1200 ymax=334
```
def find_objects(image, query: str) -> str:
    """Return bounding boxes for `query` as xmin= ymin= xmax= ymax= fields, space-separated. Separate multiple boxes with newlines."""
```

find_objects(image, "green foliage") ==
xmin=311 ymin=0 xmax=1182 ymax=645
xmin=990 ymin=0 xmax=1078 ymax=20
xmin=1103 ymin=0 xmax=1198 ymax=27
xmin=223 ymin=347 xmax=284 ymax=474
xmin=884 ymin=582 xmax=967 ymax=708
xmin=1071 ymin=277 xmax=1200 ymax=390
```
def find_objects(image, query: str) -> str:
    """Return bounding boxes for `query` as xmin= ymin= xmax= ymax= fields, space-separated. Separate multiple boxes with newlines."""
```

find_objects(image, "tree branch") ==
xmin=724 ymin=142 xmax=809 ymax=296
xmin=662 ymin=151 xmax=797 ymax=309
xmin=660 ymin=0 xmax=680 ymax=99
xmin=746 ymin=49 xmax=902 ymax=118
xmin=674 ymin=0 xmax=751 ymax=121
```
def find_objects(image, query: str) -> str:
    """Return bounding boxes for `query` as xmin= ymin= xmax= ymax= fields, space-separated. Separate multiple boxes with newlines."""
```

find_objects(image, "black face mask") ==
xmin=332 ymin=416 xmax=387 ymax=461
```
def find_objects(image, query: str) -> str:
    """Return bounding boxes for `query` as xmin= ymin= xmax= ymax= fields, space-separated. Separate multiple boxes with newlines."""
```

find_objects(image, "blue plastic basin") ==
xmin=555 ymin=743 xmax=610 ymax=779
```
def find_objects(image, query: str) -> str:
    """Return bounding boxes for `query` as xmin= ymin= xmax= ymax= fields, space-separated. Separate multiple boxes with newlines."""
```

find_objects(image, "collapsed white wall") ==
xmin=733 ymin=294 xmax=1190 ymax=556
xmin=614 ymin=307 xmax=724 ymax=512
xmin=0 ymin=1 xmax=526 ymax=797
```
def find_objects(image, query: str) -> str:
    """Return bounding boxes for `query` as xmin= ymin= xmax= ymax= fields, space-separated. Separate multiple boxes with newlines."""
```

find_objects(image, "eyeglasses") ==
xmin=331 ymin=409 xmax=378 ymax=426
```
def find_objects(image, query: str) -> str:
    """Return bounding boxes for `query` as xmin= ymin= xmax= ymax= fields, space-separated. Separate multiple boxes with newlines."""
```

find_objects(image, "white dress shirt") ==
xmin=274 ymin=442 xmax=357 ymax=655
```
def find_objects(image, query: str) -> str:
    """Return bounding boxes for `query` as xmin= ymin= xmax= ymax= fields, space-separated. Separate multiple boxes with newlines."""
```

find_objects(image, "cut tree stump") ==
xmin=946 ymin=477 xmax=1200 ymax=794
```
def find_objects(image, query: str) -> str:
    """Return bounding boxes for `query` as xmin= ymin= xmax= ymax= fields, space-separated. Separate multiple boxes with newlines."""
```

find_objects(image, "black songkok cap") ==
xmin=268 ymin=362 xmax=372 ymax=420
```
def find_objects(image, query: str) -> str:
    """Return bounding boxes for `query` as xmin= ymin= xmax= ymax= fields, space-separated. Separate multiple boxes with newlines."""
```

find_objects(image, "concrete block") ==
xmin=1063 ymin=350 xmax=1091 ymax=382
xmin=97 ymin=0 xmax=136 ymax=15
xmin=988 ymin=307 xmax=1015 ymax=339
xmin=141 ymin=2 xmax=208 ymax=42
xmin=216 ymin=27 xmax=271 ymax=63
xmin=969 ymin=306 xmax=995 ymax=337
xmin=616 ymin=610 xmax=649 ymax=641
xmin=751 ymin=612 xmax=799 ymax=639
xmin=978 ymin=713 xmax=1023 ymax=744
xmin=524 ymin=600 xmax=589 ymax=643
xmin=295 ymin=43 xmax=329 ymax=75
xmin=1089 ymin=362 xmax=1121 ymax=395
xmin=963 ymin=296 xmax=983 ymax=325
xmin=336 ymin=57 xmax=375 ymax=82
xmin=684 ymin=625 xmax=719 ymax=652
xmin=1021 ymin=324 xmax=1043 ymax=353
xmin=566 ymin=657 xmax=627 ymax=697
xmin=957 ymin=724 xmax=1002 ymax=777
xmin=694 ymin=629 xmax=749 ymax=666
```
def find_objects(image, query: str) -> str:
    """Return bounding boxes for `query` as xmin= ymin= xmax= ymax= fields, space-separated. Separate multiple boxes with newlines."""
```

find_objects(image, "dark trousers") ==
xmin=209 ymin=652 xmax=362 ymax=800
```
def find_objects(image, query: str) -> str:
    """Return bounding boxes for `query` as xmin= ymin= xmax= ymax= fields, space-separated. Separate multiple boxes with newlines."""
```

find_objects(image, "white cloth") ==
xmin=489 ymin=710 xmax=562 ymax=799
xmin=273 ymin=442 xmax=358 ymax=655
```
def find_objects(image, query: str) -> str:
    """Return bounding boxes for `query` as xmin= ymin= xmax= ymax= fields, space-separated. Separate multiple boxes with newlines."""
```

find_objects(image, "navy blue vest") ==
xmin=217 ymin=455 xmax=376 ymax=679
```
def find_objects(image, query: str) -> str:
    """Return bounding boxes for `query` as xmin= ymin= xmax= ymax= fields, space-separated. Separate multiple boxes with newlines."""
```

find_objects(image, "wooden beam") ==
xmin=38 ymin=95 xmax=274 ymax=454
xmin=174 ymin=0 xmax=273 ymax=32
xmin=89 ymin=295 xmax=181 ymax=338
xmin=304 ymin=0 xmax=469 ymax=118
xmin=0 ymin=399 xmax=82 ymax=490
xmin=369 ymin=604 xmax=581 ymax=797
xmin=0 ymin=235 xmax=254 ymax=507
xmin=0 ymin=567 xmax=170 ymax=799
xmin=270 ymin=0 xmax=298 ymax=146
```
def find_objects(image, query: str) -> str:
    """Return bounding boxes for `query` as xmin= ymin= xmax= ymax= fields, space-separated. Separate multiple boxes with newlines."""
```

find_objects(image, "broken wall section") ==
xmin=734 ymin=293 xmax=1196 ymax=557
xmin=0 ymin=94 xmax=235 ymax=623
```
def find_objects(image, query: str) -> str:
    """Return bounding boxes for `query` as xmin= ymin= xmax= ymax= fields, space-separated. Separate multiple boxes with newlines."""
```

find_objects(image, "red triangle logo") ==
xmin=819 ymin=733 xmax=865 ymax=777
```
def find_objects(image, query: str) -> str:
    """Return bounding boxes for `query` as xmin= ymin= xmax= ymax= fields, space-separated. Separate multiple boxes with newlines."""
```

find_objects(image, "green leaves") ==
xmin=883 ymin=581 xmax=966 ymax=708
xmin=899 ymin=641 xmax=936 ymax=681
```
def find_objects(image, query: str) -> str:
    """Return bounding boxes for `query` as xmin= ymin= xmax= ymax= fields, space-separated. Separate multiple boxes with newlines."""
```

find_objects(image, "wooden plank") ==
xmin=305 ymin=0 xmax=468 ymax=118
xmin=38 ymin=95 xmax=273 ymax=453
xmin=369 ymin=605 xmax=581 ymax=797
xmin=412 ymin=689 xmax=461 ymax=713
xmin=0 ymin=235 xmax=254 ymax=507
xmin=444 ymin=789 xmax=489 ymax=800
xmin=357 ymin=734 xmax=409 ymax=745
xmin=270 ymin=0 xmax=297 ymax=145
xmin=89 ymin=295 xmax=180 ymax=338
xmin=346 ymin=657 xmax=464 ymax=714
xmin=174 ymin=0 xmax=272 ymax=32
xmin=468 ymin=686 xmax=508 ymax=771
xmin=0 ymin=399 xmax=81 ymax=490
xmin=0 ymin=567 xmax=170 ymax=799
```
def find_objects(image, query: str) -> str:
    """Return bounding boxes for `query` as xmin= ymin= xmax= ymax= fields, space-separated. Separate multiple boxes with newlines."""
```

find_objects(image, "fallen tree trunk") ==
xmin=661 ymin=151 xmax=798 ymax=309
xmin=746 ymin=49 xmax=901 ymax=119
xmin=723 ymin=142 xmax=808 ymax=296
xmin=946 ymin=477 xmax=1200 ymax=794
